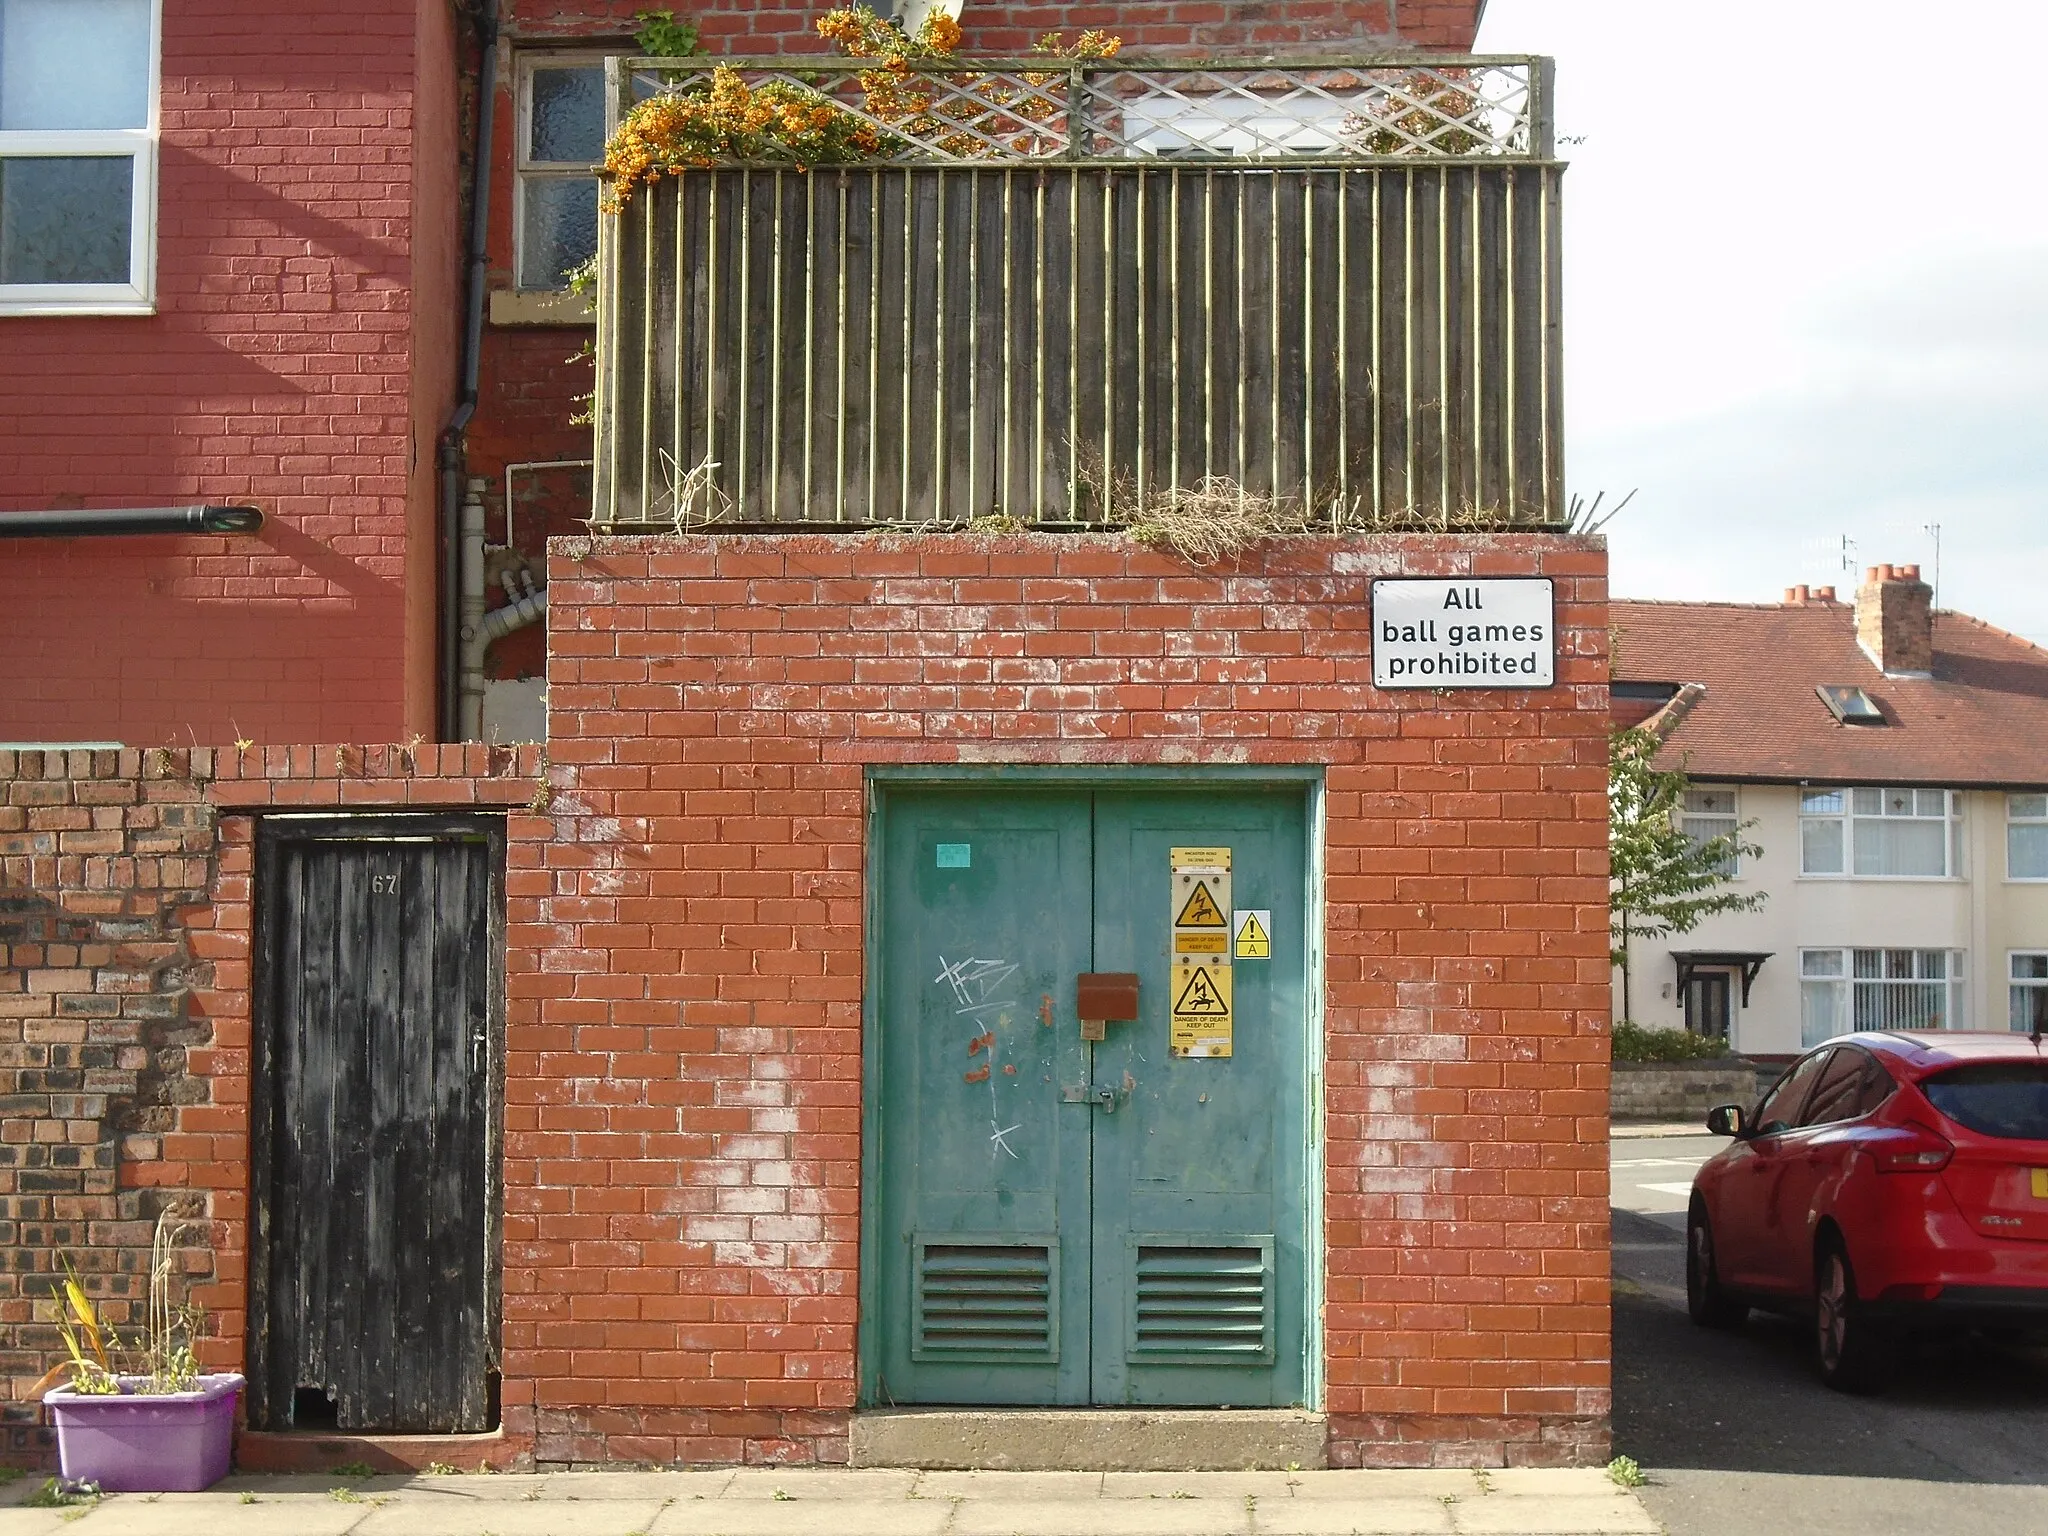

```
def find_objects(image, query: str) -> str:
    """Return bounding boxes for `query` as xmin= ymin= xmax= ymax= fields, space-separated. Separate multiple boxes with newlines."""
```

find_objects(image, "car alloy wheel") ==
xmin=1814 ymin=1239 xmax=1891 ymax=1394
xmin=1686 ymin=1204 xmax=1747 ymax=1329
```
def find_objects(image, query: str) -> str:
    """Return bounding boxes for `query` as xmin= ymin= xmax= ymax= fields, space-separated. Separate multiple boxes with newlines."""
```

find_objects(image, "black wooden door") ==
xmin=250 ymin=816 xmax=502 ymax=1433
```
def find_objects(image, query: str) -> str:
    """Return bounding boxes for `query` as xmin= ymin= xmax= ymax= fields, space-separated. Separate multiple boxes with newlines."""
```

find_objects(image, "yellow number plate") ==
xmin=2031 ymin=1169 xmax=2048 ymax=1199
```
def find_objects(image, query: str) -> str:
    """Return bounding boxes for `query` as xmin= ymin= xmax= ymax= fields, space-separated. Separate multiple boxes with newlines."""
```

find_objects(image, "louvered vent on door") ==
xmin=912 ymin=1238 xmax=1058 ymax=1360
xmin=1130 ymin=1239 xmax=1274 ymax=1363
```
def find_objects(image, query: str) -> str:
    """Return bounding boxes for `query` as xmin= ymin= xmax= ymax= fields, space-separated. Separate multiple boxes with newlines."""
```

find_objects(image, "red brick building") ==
xmin=1 ymin=0 xmax=1613 ymax=1477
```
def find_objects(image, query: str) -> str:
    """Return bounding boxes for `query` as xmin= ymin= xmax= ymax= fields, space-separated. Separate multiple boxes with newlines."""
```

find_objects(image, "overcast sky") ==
xmin=1476 ymin=0 xmax=2048 ymax=643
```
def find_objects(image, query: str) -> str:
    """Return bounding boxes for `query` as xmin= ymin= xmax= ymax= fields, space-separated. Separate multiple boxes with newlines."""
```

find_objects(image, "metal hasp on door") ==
xmin=248 ymin=815 xmax=504 ymax=1433
xmin=865 ymin=784 xmax=1313 ymax=1408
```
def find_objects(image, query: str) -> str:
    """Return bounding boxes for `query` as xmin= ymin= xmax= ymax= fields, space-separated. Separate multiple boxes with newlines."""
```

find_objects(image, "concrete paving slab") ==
xmin=0 ymin=1508 xmax=96 ymax=1536
xmin=715 ymin=1469 xmax=920 ymax=1501
xmin=911 ymin=1472 xmax=1106 ymax=1501
xmin=353 ymin=1477 xmax=580 ymax=1503
xmin=1251 ymin=1499 xmax=1458 ymax=1534
xmin=347 ymin=1498 xmax=666 ymax=1535
xmin=1478 ymin=1470 xmax=1618 ymax=1497
xmin=1277 ymin=1472 xmax=1476 ymax=1500
xmin=58 ymin=1499 xmax=372 ymax=1535
xmin=1447 ymin=1495 xmax=1662 ymax=1534
xmin=948 ymin=1499 xmax=1253 ymax=1536
xmin=648 ymin=1502 xmax=953 ymax=1536
xmin=1099 ymin=1471 xmax=1302 ymax=1499
xmin=542 ymin=1472 xmax=737 ymax=1502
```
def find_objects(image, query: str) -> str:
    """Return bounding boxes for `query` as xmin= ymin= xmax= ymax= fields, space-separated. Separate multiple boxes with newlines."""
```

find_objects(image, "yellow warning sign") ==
xmin=1170 ymin=846 xmax=1232 ymax=872
xmin=1169 ymin=963 xmax=1233 ymax=1058
xmin=1175 ymin=932 xmax=1228 ymax=955
xmin=1233 ymin=909 xmax=1271 ymax=959
xmin=1174 ymin=881 xmax=1229 ymax=929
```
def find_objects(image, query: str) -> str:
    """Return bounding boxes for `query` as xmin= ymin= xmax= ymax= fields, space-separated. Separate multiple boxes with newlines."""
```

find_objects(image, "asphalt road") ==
xmin=1610 ymin=1129 xmax=2048 ymax=1536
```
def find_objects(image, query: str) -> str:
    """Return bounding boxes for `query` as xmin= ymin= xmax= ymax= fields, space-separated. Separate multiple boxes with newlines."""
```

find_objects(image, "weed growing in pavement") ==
xmin=1607 ymin=1455 xmax=1646 ymax=1488
xmin=329 ymin=1487 xmax=364 ymax=1503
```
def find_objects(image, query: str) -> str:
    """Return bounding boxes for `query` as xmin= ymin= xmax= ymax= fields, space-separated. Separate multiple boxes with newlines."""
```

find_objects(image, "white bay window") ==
xmin=1800 ymin=786 xmax=1962 ymax=879
xmin=2012 ymin=954 xmax=2048 ymax=1035
xmin=0 ymin=0 xmax=159 ymax=313
xmin=1801 ymin=948 xmax=1965 ymax=1047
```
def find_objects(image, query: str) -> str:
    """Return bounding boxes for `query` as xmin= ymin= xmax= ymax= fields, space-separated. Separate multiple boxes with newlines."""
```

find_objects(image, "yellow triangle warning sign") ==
xmin=1234 ymin=911 xmax=1271 ymax=959
xmin=1172 ymin=966 xmax=1231 ymax=1017
xmin=1174 ymin=881 xmax=1228 ymax=929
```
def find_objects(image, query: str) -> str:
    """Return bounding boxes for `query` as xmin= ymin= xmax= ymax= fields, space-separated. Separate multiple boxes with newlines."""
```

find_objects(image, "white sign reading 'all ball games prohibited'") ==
xmin=1371 ymin=578 xmax=1555 ymax=689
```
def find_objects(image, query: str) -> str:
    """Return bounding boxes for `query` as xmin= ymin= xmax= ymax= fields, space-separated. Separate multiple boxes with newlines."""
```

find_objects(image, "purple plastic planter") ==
xmin=44 ymin=1374 xmax=244 ymax=1493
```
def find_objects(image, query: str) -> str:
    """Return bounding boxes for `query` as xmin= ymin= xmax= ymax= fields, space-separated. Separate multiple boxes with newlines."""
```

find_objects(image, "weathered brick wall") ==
xmin=0 ymin=744 xmax=545 ymax=1468
xmin=518 ymin=530 xmax=1611 ymax=1468
xmin=0 ymin=0 xmax=456 ymax=748
xmin=0 ymin=751 xmax=219 ymax=1463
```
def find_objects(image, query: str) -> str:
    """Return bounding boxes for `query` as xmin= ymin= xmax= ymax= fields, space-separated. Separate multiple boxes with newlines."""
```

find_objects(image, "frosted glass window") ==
xmin=517 ymin=175 xmax=598 ymax=289
xmin=0 ymin=0 xmax=151 ymax=130
xmin=529 ymin=66 xmax=605 ymax=163
xmin=0 ymin=0 xmax=154 ymax=307
xmin=0 ymin=155 xmax=131 ymax=282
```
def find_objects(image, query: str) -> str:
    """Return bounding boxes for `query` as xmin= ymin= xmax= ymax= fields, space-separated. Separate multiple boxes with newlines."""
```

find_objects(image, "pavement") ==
xmin=1609 ymin=1128 xmax=2048 ymax=1536
xmin=0 ymin=1467 xmax=1659 ymax=1535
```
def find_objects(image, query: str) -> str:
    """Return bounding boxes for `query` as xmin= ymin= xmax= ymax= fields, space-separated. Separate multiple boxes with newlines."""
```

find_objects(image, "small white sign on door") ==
xmin=1371 ymin=578 xmax=1555 ymax=689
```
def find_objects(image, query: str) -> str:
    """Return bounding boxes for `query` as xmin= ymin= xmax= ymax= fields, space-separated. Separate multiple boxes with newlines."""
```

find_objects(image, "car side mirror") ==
xmin=1705 ymin=1103 xmax=1747 ymax=1138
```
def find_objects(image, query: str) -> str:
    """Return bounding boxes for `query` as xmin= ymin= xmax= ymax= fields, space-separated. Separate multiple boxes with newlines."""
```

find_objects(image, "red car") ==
xmin=1688 ymin=1030 xmax=2048 ymax=1391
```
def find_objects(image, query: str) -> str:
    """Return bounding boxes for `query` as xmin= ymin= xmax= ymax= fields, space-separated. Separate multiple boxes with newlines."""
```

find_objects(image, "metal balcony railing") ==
xmin=591 ymin=56 xmax=1563 ymax=530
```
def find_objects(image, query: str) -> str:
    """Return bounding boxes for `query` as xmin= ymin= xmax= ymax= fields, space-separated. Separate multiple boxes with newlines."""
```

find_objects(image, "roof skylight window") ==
xmin=1817 ymin=685 xmax=1886 ymax=726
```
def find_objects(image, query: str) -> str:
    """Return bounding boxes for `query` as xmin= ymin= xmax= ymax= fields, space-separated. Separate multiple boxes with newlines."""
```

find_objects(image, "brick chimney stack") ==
xmin=1855 ymin=563 xmax=1933 ymax=676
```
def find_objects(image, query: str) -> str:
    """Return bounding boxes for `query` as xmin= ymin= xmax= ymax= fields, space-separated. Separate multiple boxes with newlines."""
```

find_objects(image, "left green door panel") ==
xmin=870 ymin=790 xmax=1096 ymax=1405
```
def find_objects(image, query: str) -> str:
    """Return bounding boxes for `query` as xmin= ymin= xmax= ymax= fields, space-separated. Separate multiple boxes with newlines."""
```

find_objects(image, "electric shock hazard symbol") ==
xmin=1174 ymin=882 xmax=1228 ymax=929
xmin=1169 ymin=963 xmax=1233 ymax=1058
xmin=1173 ymin=967 xmax=1230 ymax=1015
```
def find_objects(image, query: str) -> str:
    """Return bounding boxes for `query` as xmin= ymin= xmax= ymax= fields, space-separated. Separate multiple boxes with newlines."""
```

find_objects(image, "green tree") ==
xmin=1609 ymin=726 xmax=1766 ymax=1022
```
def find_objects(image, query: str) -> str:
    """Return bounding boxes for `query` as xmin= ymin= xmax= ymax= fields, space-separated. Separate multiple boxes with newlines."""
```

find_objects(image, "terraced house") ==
xmin=1 ymin=0 xmax=1613 ymax=1474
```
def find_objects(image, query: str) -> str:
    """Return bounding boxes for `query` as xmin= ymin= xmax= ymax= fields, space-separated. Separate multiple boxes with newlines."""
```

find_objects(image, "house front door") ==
xmin=865 ymin=782 xmax=1314 ymax=1408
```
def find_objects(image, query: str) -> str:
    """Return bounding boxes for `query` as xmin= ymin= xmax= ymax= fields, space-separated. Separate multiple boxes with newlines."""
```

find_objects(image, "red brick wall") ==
xmin=517 ymin=530 xmax=1611 ymax=1468
xmin=0 ymin=744 xmax=544 ymax=1469
xmin=0 ymin=1 xmax=450 ymax=748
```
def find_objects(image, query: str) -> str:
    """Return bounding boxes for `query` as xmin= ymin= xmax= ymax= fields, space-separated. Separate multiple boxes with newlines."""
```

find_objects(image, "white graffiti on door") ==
xmin=935 ymin=954 xmax=1024 ymax=1160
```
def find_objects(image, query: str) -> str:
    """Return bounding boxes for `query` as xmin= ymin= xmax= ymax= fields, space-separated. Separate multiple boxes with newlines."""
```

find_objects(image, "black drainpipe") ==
xmin=0 ymin=505 xmax=264 ymax=538
xmin=439 ymin=0 xmax=501 ymax=741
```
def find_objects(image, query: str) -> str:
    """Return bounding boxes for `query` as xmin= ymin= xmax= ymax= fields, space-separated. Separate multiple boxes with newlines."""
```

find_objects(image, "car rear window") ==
xmin=1922 ymin=1063 xmax=2048 ymax=1140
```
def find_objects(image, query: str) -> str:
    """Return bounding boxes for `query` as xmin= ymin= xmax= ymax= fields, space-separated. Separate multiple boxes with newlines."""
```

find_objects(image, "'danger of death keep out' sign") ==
xmin=1370 ymin=578 xmax=1555 ymax=689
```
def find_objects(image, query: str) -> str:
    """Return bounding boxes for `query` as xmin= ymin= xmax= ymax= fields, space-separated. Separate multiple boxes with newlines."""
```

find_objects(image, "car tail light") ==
xmin=1879 ymin=1283 xmax=1946 ymax=1302
xmin=1872 ymin=1124 xmax=1954 ymax=1173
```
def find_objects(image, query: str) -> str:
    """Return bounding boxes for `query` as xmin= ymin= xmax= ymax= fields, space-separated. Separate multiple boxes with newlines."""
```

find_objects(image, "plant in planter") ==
xmin=33 ymin=1205 xmax=243 ymax=1494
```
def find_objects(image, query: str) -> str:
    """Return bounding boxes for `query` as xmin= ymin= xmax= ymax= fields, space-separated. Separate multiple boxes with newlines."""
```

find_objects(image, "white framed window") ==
xmin=516 ymin=53 xmax=606 ymax=291
xmin=2009 ymin=794 xmax=2048 ymax=881
xmin=1681 ymin=785 xmax=1740 ymax=877
xmin=1799 ymin=786 xmax=1962 ymax=879
xmin=0 ymin=0 xmax=160 ymax=314
xmin=1801 ymin=947 xmax=1966 ymax=1047
xmin=2011 ymin=953 xmax=2048 ymax=1034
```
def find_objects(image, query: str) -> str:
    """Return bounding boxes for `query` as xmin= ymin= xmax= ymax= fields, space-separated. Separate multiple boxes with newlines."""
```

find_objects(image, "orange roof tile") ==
xmin=1611 ymin=599 xmax=2048 ymax=788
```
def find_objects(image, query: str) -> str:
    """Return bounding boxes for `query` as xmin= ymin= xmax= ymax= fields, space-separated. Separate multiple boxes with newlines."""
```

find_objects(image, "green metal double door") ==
xmin=865 ymin=783 xmax=1314 ymax=1408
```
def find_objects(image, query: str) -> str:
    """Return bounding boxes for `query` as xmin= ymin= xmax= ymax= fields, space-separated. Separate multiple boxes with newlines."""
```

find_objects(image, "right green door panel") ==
xmin=1089 ymin=791 xmax=1310 ymax=1407
xmin=867 ymin=782 xmax=1313 ymax=1409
